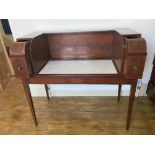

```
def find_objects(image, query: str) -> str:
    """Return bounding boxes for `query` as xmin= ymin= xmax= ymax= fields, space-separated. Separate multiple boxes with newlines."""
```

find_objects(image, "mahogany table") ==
xmin=9 ymin=28 xmax=147 ymax=129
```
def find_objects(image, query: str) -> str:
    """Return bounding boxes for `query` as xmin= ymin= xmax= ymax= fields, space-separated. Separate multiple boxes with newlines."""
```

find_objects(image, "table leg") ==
xmin=45 ymin=84 xmax=50 ymax=100
xmin=118 ymin=84 xmax=122 ymax=102
xmin=22 ymin=79 xmax=38 ymax=126
xmin=126 ymin=80 xmax=137 ymax=130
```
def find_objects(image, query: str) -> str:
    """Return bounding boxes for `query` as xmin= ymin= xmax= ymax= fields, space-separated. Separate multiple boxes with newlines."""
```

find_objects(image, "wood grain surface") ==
xmin=0 ymin=78 xmax=155 ymax=135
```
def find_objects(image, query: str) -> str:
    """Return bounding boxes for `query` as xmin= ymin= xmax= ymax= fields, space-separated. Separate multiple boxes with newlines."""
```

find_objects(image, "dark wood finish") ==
xmin=10 ymin=57 xmax=30 ymax=79
xmin=45 ymin=84 xmax=50 ymax=100
xmin=149 ymin=58 xmax=155 ymax=84
xmin=147 ymin=81 xmax=155 ymax=102
xmin=150 ymin=66 xmax=155 ymax=84
xmin=122 ymin=34 xmax=141 ymax=38
xmin=126 ymin=80 xmax=137 ymax=129
xmin=9 ymin=42 xmax=26 ymax=56
xmin=9 ymin=29 xmax=147 ymax=130
xmin=48 ymin=31 xmax=114 ymax=60
xmin=124 ymin=55 xmax=146 ymax=79
xmin=147 ymin=56 xmax=155 ymax=103
xmin=21 ymin=78 xmax=38 ymax=126
xmin=127 ymin=38 xmax=146 ymax=54
xmin=123 ymin=37 xmax=147 ymax=79
xmin=118 ymin=85 xmax=122 ymax=102
xmin=24 ymin=41 xmax=34 ymax=76
xmin=30 ymin=34 xmax=51 ymax=74
xmin=30 ymin=75 xmax=132 ymax=84
xmin=112 ymin=32 xmax=125 ymax=74
xmin=10 ymin=42 xmax=33 ymax=77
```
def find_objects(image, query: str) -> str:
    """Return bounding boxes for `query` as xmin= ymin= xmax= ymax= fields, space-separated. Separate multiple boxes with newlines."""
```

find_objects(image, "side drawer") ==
xmin=126 ymin=38 xmax=146 ymax=54
xmin=124 ymin=55 xmax=146 ymax=79
xmin=10 ymin=57 xmax=30 ymax=78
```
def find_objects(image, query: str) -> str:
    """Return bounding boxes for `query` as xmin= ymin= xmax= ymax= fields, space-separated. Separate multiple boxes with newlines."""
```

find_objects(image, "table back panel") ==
xmin=47 ymin=31 xmax=115 ymax=60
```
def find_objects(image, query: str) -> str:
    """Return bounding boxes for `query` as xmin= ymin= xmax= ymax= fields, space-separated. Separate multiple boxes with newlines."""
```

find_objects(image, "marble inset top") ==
xmin=39 ymin=60 xmax=117 ymax=74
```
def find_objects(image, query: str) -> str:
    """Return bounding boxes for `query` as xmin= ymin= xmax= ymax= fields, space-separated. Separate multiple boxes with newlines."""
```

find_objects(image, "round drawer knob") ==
xmin=133 ymin=65 xmax=138 ymax=71
xmin=17 ymin=66 xmax=22 ymax=71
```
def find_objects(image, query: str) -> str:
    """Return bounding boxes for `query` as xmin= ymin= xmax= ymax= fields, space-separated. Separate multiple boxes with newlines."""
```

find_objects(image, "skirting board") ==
xmin=29 ymin=84 xmax=148 ymax=97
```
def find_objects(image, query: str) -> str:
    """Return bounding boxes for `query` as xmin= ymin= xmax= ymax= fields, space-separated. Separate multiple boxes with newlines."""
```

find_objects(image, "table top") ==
xmin=39 ymin=60 xmax=117 ymax=74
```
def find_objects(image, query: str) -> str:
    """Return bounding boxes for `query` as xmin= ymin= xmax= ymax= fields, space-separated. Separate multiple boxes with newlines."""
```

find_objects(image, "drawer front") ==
xmin=127 ymin=38 xmax=146 ymax=54
xmin=11 ymin=57 xmax=29 ymax=78
xmin=124 ymin=55 xmax=146 ymax=79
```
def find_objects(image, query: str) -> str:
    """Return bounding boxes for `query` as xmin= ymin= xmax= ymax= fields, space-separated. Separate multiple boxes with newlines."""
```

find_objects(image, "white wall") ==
xmin=9 ymin=19 xmax=155 ymax=96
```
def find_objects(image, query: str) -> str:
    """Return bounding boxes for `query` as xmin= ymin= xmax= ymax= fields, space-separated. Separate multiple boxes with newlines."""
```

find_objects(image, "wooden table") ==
xmin=9 ymin=29 xmax=147 ymax=129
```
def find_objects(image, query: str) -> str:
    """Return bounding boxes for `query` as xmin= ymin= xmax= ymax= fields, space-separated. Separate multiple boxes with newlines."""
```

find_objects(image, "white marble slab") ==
xmin=39 ymin=60 xmax=117 ymax=74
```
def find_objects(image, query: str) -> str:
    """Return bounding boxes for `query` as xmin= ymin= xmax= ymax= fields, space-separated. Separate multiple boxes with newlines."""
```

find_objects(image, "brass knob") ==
xmin=17 ymin=66 xmax=22 ymax=71
xmin=133 ymin=65 xmax=138 ymax=71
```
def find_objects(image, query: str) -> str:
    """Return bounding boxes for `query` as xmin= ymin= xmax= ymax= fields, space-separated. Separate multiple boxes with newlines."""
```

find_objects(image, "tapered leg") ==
xmin=22 ymin=79 xmax=38 ymax=126
xmin=126 ymin=80 xmax=137 ymax=130
xmin=45 ymin=84 xmax=50 ymax=100
xmin=118 ymin=84 xmax=122 ymax=102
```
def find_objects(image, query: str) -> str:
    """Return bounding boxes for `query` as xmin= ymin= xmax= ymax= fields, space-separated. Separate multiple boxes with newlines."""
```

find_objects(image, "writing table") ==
xmin=9 ymin=29 xmax=147 ymax=129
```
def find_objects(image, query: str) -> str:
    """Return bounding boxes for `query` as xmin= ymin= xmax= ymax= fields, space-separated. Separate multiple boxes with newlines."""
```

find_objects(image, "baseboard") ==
xmin=30 ymin=84 xmax=148 ymax=97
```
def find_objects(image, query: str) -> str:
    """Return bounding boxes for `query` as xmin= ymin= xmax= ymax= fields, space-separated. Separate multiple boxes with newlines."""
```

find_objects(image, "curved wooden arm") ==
xmin=9 ymin=42 xmax=27 ymax=56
